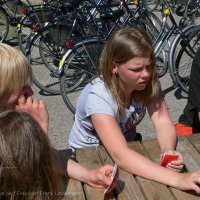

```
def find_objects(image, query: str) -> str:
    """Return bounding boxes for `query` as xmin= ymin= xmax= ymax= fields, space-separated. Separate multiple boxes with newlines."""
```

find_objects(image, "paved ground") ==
xmin=32 ymin=71 xmax=188 ymax=150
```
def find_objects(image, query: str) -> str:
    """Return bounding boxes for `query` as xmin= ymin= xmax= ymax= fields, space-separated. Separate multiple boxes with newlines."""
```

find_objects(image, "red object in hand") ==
xmin=160 ymin=154 xmax=178 ymax=167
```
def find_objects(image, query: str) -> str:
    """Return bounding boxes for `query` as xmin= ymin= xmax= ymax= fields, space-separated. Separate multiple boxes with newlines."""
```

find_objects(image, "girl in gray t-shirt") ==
xmin=69 ymin=27 xmax=200 ymax=193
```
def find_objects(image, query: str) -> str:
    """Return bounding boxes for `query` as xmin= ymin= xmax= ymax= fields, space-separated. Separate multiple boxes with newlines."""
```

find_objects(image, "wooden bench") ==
xmin=62 ymin=135 xmax=200 ymax=200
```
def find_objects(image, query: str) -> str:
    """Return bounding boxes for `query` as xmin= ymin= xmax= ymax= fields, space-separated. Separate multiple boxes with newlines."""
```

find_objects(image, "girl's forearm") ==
xmin=113 ymin=147 xmax=179 ymax=187
xmin=67 ymin=159 xmax=89 ymax=182
xmin=156 ymin=123 xmax=177 ymax=153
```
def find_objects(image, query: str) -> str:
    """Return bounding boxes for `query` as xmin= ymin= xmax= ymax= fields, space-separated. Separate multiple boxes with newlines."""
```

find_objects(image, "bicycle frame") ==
xmin=152 ymin=0 xmax=196 ymax=87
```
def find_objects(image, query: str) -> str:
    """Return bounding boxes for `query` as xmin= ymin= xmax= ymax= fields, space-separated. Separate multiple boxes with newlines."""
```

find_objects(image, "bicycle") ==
xmin=17 ymin=0 xmax=66 ymax=63
xmin=154 ymin=0 xmax=200 ymax=93
xmin=59 ymin=0 xmax=200 ymax=114
xmin=25 ymin=0 xmax=162 ymax=96
xmin=0 ymin=0 xmax=26 ymax=43
xmin=58 ymin=0 xmax=163 ymax=113
xmin=25 ymin=0 xmax=104 ymax=95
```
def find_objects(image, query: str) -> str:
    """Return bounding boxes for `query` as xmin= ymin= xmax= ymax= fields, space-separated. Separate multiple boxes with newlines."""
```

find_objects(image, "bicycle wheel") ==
xmin=0 ymin=8 xmax=9 ymax=42
xmin=156 ymin=50 xmax=167 ymax=78
xmin=17 ymin=7 xmax=56 ymax=63
xmin=144 ymin=0 xmax=159 ymax=12
xmin=144 ymin=0 xmax=159 ymax=11
xmin=141 ymin=15 xmax=168 ymax=78
xmin=28 ymin=31 xmax=61 ymax=95
xmin=169 ymin=25 xmax=200 ymax=94
xmin=39 ymin=19 xmax=96 ymax=72
xmin=60 ymin=38 xmax=107 ymax=114
xmin=143 ymin=12 xmax=162 ymax=42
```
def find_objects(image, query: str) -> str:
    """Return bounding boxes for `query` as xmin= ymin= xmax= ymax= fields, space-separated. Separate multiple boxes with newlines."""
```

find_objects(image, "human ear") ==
xmin=111 ymin=62 xmax=117 ymax=75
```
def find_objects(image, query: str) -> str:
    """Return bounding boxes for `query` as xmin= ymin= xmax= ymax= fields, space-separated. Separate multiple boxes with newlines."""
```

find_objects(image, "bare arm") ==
xmin=90 ymin=113 xmax=200 ymax=192
xmin=147 ymin=90 xmax=184 ymax=171
xmin=147 ymin=90 xmax=176 ymax=153
xmin=67 ymin=159 xmax=116 ymax=190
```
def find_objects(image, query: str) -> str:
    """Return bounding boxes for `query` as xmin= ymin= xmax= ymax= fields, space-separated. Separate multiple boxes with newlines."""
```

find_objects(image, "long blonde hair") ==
xmin=0 ymin=43 xmax=32 ymax=97
xmin=100 ymin=27 xmax=158 ymax=113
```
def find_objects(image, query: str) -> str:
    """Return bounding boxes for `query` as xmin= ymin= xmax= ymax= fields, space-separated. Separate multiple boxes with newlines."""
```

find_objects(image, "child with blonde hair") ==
xmin=0 ymin=43 xmax=117 ymax=197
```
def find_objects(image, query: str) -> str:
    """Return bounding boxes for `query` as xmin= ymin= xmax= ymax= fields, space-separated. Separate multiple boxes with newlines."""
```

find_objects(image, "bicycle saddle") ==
xmin=175 ymin=4 xmax=186 ymax=16
xmin=100 ymin=8 xmax=125 ymax=20
xmin=61 ymin=0 xmax=83 ymax=11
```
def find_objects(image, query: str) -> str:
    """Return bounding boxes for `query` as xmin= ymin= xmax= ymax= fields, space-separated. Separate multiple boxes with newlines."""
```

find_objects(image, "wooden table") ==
xmin=63 ymin=134 xmax=200 ymax=200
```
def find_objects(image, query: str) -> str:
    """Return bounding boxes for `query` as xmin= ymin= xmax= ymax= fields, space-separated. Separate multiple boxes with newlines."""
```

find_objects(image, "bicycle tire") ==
xmin=143 ymin=12 xmax=162 ymax=42
xmin=17 ymin=7 xmax=56 ymax=63
xmin=39 ymin=19 xmax=96 ymax=72
xmin=144 ymin=0 xmax=159 ymax=12
xmin=169 ymin=25 xmax=200 ymax=94
xmin=127 ymin=11 xmax=162 ymax=42
xmin=60 ymin=38 xmax=107 ymax=114
xmin=139 ymin=16 xmax=168 ymax=78
xmin=28 ymin=31 xmax=61 ymax=95
xmin=0 ymin=8 xmax=9 ymax=42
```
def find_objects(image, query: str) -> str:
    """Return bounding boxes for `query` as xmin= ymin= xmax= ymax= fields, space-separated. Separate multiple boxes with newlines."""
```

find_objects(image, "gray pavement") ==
xmin=32 ymin=71 xmax=188 ymax=150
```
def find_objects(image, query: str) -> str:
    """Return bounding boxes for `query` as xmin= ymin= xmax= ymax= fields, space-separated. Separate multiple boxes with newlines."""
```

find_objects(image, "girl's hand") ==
xmin=161 ymin=149 xmax=184 ymax=172
xmin=175 ymin=171 xmax=200 ymax=193
xmin=15 ymin=95 xmax=49 ymax=134
xmin=85 ymin=165 xmax=118 ymax=193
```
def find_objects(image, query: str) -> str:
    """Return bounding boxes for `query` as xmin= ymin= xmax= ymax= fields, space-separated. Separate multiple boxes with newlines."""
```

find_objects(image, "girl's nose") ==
xmin=142 ymin=68 xmax=151 ymax=78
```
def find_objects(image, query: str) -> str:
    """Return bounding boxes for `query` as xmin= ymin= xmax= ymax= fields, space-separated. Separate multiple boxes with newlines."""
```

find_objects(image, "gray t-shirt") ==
xmin=69 ymin=78 xmax=146 ymax=149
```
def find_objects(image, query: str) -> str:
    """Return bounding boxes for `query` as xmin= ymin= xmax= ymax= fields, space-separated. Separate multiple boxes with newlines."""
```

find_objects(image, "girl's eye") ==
xmin=130 ymin=67 xmax=143 ymax=72
xmin=130 ymin=65 xmax=152 ymax=72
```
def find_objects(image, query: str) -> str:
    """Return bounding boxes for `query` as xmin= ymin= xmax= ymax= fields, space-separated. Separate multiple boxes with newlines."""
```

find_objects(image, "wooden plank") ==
xmin=115 ymin=169 xmax=146 ymax=200
xmin=177 ymin=137 xmax=200 ymax=171
xmin=169 ymin=137 xmax=200 ymax=199
xmin=130 ymin=140 xmax=175 ymax=200
xmin=140 ymin=139 xmax=161 ymax=163
xmin=98 ymin=146 xmax=146 ymax=200
xmin=64 ymin=178 xmax=86 ymax=200
xmin=143 ymin=138 xmax=200 ymax=199
xmin=167 ymin=188 xmax=200 ymax=200
xmin=94 ymin=146 xmax=116 ymax=200
xmin=98 ymin=146 xmax=114 ymax=165
xmin=75 ymin=147 xmax=112 ymax=200
xmin=187 ymin=134 xmax=200 ymax=152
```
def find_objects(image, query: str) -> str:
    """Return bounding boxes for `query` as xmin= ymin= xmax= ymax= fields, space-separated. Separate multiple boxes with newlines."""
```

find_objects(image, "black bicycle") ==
xmin=0 ymin=0 xmax=27 ymax=43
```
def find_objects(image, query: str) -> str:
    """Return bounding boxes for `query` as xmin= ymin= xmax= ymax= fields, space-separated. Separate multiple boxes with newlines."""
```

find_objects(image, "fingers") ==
xmin=18 ymin=95 xmax=26 ymax=105
xmin=15 ymin=95 xmax=49 ymax=134
xmin=164 ymin=149 xmax=175 ymax=155
xmin=161 ymin=150 xmax=185 ymax=172
xmin=193 ymin=171 xmax=200 ymax=193
xmin=16 ymin=96 xmax=47 ymax=110
xmin=193 ymin=185 xmax=200 ymax=194
xmin=104 ymin=165 xmax=114 ymax=176
xmin=166 ymin=164 xmax=184 ymax=172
